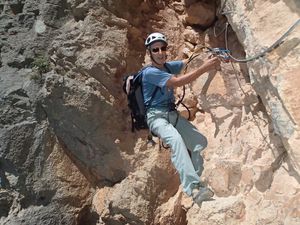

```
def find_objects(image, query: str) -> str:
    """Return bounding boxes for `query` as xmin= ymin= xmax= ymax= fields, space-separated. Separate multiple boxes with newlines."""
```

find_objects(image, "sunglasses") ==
xmin=151 ymin=46 xmax=167 ymax=53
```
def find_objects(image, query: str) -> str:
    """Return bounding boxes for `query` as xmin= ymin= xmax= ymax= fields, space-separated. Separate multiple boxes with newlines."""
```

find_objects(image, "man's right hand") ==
xmin=202 ymin=56 xmax=221 ymax=71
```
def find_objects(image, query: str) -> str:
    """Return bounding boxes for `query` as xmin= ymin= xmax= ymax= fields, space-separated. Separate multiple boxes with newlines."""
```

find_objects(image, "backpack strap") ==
xmin=129 ymin=66 xmax=159 ymax=132
xmin=142 ymin=66 xmax=159 ymax=110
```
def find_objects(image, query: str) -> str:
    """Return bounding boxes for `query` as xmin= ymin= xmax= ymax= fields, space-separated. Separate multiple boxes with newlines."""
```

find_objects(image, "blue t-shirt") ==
xmin=142 ymin=61 xmax=183 ymax=108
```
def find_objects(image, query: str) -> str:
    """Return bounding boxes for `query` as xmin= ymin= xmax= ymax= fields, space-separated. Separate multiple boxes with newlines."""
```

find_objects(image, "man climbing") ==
xmin=143 ymin=32 xmax=220 ymax=206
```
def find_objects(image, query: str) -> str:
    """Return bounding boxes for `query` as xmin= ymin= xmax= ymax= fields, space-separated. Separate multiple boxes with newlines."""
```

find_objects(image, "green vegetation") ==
xmin=30 ymin=55 xmax=51 ymax=81
xmin=32 ymin=56 xmax=51 ymax=74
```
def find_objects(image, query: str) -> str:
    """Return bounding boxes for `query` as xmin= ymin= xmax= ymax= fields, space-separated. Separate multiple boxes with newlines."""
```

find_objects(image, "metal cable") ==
xmin=226 ymin=19 xmax=300 ymax=63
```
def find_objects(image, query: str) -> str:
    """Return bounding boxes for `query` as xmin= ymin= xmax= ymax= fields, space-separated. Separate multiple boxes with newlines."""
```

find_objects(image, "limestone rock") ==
xmin=186 ymin=196 xmax=246 ymax=225
xmin=223 ymin=0 xmax=300 ymax=175
xmin=185 ymin=1 xmax=216 ymax=27
xmin=94 ymin=149 xmax=179 ymax=224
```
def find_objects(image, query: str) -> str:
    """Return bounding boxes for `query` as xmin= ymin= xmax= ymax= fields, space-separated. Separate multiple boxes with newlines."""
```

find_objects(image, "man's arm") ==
xmin=167 ymin=56 xmax=220 ymax=88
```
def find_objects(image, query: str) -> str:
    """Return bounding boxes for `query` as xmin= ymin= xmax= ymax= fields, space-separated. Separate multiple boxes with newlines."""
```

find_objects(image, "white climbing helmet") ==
xmin=145 ymin=32 xmax=168 ymax=47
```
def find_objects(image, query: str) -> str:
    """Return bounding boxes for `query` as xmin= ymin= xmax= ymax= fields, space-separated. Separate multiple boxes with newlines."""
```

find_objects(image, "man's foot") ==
xmin=192 ymin=187 xmax=214 ymax=206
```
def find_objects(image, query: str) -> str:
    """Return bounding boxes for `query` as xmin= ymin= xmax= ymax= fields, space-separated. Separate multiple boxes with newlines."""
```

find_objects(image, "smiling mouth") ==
xmin=157 ymin=56 xmax=165 ymax=60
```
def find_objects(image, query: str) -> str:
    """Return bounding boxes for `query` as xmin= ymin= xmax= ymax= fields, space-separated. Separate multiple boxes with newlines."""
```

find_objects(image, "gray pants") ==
xmin=146 ymin=108 xmax=208 ymax=196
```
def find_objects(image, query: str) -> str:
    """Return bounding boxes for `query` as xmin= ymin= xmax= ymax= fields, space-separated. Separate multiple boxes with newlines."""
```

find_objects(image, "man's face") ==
xmin=149 ymin=41 xmax=167 ymax=65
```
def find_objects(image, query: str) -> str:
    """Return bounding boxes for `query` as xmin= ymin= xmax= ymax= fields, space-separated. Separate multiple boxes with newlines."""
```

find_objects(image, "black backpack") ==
xmin=123 ymin=66 xmax=159 ymax=132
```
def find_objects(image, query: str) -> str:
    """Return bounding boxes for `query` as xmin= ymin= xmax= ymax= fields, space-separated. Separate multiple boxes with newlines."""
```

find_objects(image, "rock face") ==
xmin=0 ymin=0 xmax=299 ymax=225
